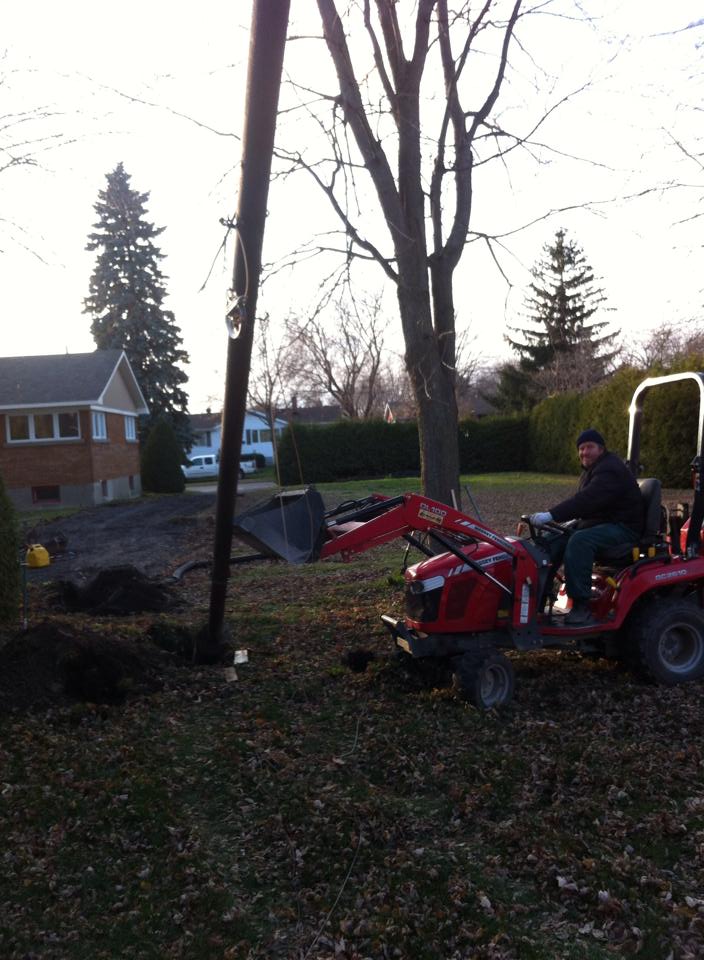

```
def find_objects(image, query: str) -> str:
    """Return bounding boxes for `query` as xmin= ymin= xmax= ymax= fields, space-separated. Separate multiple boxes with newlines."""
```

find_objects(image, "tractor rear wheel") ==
xmin=630 ymin=599 xmax=704 ymax=684
xmin=452 ymin=649 xmax=514 ymax=710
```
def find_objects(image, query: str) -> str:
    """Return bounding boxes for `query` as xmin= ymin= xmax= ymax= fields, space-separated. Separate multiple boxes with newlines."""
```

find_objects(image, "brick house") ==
xmin=0 ymin=350 xmax=148 ymax=509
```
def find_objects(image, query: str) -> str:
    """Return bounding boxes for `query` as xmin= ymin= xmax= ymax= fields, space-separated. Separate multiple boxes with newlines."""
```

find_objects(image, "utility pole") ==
xmin=201 ymin=0 xmax=291 ymax=659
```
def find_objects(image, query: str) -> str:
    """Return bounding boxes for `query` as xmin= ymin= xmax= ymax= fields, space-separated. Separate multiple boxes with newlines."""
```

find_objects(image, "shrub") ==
xmin=0 ymin=473 xmax=21 ymax=625
xmin=140 ymin=417 xmax=186 ymax=493
xmin=527 ymin=392 xmax=583 ymax=473
xmin=459 ymin=415 xmax=530 ymax=472
xmin=277 ymin=420 xmax=420 ymax=485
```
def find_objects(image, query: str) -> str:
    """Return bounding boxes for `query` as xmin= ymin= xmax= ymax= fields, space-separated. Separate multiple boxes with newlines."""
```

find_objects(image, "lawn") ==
xmin=1 ymin=473 xmax=702 ymax=959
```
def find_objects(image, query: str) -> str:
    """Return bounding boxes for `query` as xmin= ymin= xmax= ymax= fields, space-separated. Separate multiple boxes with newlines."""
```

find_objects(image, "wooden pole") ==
xmin=202 ymin=0 xmax=291 ymax=659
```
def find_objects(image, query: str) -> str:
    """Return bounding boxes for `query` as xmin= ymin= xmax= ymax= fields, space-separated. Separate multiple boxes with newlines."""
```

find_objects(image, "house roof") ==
xmin=0 ymin=350 xmax=149 ymax=413
xmin=276 ymin=404 xmax=342 ymax=425
xmin=188 ymin=409 xmax=288 ymax=431
xmin=190 ymin=411 xmax=222 ymax=431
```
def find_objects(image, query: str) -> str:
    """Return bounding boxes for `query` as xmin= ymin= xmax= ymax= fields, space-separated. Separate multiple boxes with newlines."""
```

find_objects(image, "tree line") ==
xmin=81 ymin=160 xmax=704 ymax=461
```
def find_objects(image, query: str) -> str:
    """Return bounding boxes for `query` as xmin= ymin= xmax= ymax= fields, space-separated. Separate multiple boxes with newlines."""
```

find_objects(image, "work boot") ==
xmin=563 ymin=599 xmax=596 ymax=627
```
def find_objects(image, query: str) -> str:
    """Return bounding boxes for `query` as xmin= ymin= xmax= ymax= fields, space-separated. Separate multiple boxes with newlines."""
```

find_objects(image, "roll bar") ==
xmin=627 ymin=371 xmax=704 ymax=472
xmin=626 ymin=371 xmax=704 ymax=557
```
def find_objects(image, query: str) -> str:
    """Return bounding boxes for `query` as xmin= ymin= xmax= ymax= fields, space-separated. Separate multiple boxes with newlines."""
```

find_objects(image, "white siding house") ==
xmin=189 ymin=409 xmax=287 ymax=465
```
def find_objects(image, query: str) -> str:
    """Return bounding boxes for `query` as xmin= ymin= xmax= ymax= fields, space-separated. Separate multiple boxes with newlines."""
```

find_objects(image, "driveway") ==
xmin=185 ymin=479 xmax=276 ymax=495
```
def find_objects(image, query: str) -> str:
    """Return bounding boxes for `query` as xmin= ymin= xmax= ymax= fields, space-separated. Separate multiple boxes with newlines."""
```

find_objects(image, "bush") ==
xmin=277 ymin=420 xmax=420 ymax=484
xmin=0 ymin=473 xmax=21 ymax=625
xmin=140 ymin=418 xmax=186 ymax=493
xmin=459 ymin=415 xmax=530 ymax=472
xmin=527 ymin=392 xmax=583 ymax=474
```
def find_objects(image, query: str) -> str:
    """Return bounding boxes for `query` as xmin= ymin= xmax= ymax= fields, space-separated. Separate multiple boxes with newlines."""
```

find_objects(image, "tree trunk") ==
xmin=397 ymin=270 xmax=459 ymax=505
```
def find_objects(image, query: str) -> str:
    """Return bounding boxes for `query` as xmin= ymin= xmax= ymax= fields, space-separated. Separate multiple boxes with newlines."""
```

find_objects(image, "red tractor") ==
xmin=233 ymin=372 xmax=704 ymax=709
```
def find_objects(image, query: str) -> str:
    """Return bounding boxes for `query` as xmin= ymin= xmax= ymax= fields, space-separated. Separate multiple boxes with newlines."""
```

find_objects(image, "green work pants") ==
xmin=544 ymin=523 xmax=639 ymax=602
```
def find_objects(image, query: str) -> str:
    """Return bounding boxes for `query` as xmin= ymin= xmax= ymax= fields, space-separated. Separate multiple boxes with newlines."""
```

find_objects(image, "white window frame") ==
xmin=92 ymin=411 xmax=107 ymax=440
xmin=6 ymin=411 xmax=81 ymax=444
xmin=124 ymin=415 xmax=137 ymax=441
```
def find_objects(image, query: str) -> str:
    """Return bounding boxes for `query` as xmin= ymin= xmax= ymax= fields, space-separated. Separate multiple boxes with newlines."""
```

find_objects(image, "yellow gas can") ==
xmin=26 ymin=544 xmax=50 ymax=568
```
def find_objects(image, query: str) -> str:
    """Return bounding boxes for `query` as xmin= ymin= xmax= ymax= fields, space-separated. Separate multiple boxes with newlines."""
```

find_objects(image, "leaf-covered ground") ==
xmin=1 ymin=478 xmax=703 ymax=959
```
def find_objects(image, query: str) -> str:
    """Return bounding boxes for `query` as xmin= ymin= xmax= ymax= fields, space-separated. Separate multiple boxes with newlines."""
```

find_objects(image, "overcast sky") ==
xmin=2 ymin=1 xmax=702 ymax=411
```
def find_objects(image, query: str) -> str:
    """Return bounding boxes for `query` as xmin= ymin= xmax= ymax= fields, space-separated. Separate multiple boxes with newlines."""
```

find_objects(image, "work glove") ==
xmin=529 ymin=512 xmax=553 ymax=526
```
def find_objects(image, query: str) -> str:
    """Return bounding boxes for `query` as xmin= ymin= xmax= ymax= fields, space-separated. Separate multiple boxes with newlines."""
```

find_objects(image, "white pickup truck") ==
xmin=182 ymin=455 xmax=258 ymax=481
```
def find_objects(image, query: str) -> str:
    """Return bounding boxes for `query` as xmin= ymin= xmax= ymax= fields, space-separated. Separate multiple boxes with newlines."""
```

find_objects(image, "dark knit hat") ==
xmin=576 ymin=428 xmax=605 ymax=448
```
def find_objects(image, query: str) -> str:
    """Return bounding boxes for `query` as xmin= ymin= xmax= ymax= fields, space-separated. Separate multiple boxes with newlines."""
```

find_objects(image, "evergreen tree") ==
xmin=488 ymin=361 xmax=536 ymax=414
xmin=0 ymin=473 xmax=20 ymax=625
xmin=499 ymin=229 xmax=618 ymax=408
xmin=140 ymin=417 xmax=186 ymax=494
xmin=84 ymin=163 xmax=190 ymax=437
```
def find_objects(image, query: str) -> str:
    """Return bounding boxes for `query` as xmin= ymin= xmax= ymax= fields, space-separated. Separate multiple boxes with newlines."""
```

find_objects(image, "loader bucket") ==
xmin=232 ymin=487 xmax=327 ymax=564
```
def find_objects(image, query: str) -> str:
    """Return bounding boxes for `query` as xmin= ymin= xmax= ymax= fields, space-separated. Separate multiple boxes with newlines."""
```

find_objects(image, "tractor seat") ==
xmin=596 ymin=477 xmax=667 ymax=567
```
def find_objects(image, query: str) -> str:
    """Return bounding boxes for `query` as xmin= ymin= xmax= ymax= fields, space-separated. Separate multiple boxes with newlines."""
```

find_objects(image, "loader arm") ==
xmin=232 ymin=488 xmax=544 ymax=636
xmin=321 ymin=493 xmax=545 ymax=635
xmin=320 ymin=493 xmax=519 ymax=562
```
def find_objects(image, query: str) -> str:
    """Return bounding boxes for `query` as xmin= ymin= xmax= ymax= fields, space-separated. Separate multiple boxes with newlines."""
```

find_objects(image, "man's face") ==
xmin=578 ymin=441 xmax=603 ymax=469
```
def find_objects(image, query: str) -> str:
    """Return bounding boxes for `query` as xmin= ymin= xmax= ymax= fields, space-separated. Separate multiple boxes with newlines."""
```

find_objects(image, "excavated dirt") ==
xmin=21 ymin=492 xmax=218 ymax=584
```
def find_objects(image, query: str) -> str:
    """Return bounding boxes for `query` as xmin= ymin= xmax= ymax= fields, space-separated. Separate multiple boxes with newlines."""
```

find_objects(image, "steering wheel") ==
xmin=520 ymin=515 xmax=573 ymax=539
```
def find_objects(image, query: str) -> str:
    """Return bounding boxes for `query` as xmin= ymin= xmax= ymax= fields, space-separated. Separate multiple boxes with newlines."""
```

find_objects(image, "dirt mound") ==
xmin=0 ymin=621 xmax=183 ymax=714
xmin=53 ymin=565 xmax=179 ymax=615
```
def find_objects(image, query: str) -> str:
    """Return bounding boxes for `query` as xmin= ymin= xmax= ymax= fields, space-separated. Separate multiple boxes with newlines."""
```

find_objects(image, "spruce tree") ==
xmin=84 ymin=163 xmax=190 ymax=437
xmin=140 ymin=417 xmax=186 ymax=494
xmin=501 ymin=229 xmax=618 ymax=407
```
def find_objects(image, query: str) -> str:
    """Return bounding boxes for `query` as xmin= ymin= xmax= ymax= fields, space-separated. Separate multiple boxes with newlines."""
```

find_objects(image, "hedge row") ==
xmin=277 ymin=415 xmax=530 ymax=485
xmin=276 ymin=357 xmax=704 ymax=487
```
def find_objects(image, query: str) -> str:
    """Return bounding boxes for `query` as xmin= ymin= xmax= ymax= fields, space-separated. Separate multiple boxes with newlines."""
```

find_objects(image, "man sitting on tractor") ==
xmin=529 ymin=428 xmax=644 ymax=627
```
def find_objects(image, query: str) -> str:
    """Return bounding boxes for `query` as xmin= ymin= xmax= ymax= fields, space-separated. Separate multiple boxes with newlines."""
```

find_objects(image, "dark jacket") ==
xmin=549 ymin=450 xmax=644 ymax=535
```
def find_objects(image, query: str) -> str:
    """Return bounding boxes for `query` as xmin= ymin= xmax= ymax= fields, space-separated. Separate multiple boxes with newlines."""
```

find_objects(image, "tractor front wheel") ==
xmin=452 ymin=649 xmax=515 ymax=710
xmin=631 ymin=599 xmax=704 ymax=685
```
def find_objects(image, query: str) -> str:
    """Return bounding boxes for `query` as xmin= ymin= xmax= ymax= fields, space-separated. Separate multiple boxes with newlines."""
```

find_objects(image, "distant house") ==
xmin=0 ymin=350 xmax=148 ymax=509
xmin=276 ymin=403 xmax=343 ymax=426
xmin=188 ymin=409 xmax=287 ymax=465
xmin=189 ymin=410 xmax=221 ymax=454
xmin=459 ymin=388 xmax=497 ymax=419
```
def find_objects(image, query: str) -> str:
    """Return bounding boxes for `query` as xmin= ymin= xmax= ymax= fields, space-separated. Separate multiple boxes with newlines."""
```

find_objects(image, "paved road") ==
xmin=185 ymin=480 xmax=277 ymax=495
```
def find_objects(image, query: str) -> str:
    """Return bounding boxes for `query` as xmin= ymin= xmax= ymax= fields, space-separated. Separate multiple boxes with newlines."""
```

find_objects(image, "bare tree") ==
xmin=1 ymin=58 xmax=75 ymax=255
xmin=286 ymin=294 xmax=386 ymax=419
xmin=247 ymin=313 xmax=295 ymax=472
xmin=277 ymin=0 xmax=524 ymax=501
xmin=622 ymin=322 xmax=704 ymax=369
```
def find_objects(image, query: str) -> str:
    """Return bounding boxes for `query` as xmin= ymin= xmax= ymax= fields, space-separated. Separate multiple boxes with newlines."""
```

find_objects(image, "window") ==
xmin=245 ymin=429 xmax=252 ymax=444
xmin=8 ymin=415 xmax=30 ymax=441
xmin=260 ymin=429 xmax=272 ymax=442
xmin=92 ymin=411 xmax=107 ymax=439
xmin=34 ymin=413 xmax=54 ymax=439
xmin=58 ymin=412 xmax=79 ymax=438
xmin=7 ymin=411 xmax=81 ymax=443
xmin=124 ymin=416 xmax=137 ymax=441
xmin=32 ymin=485 xmax=60 ymax=504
